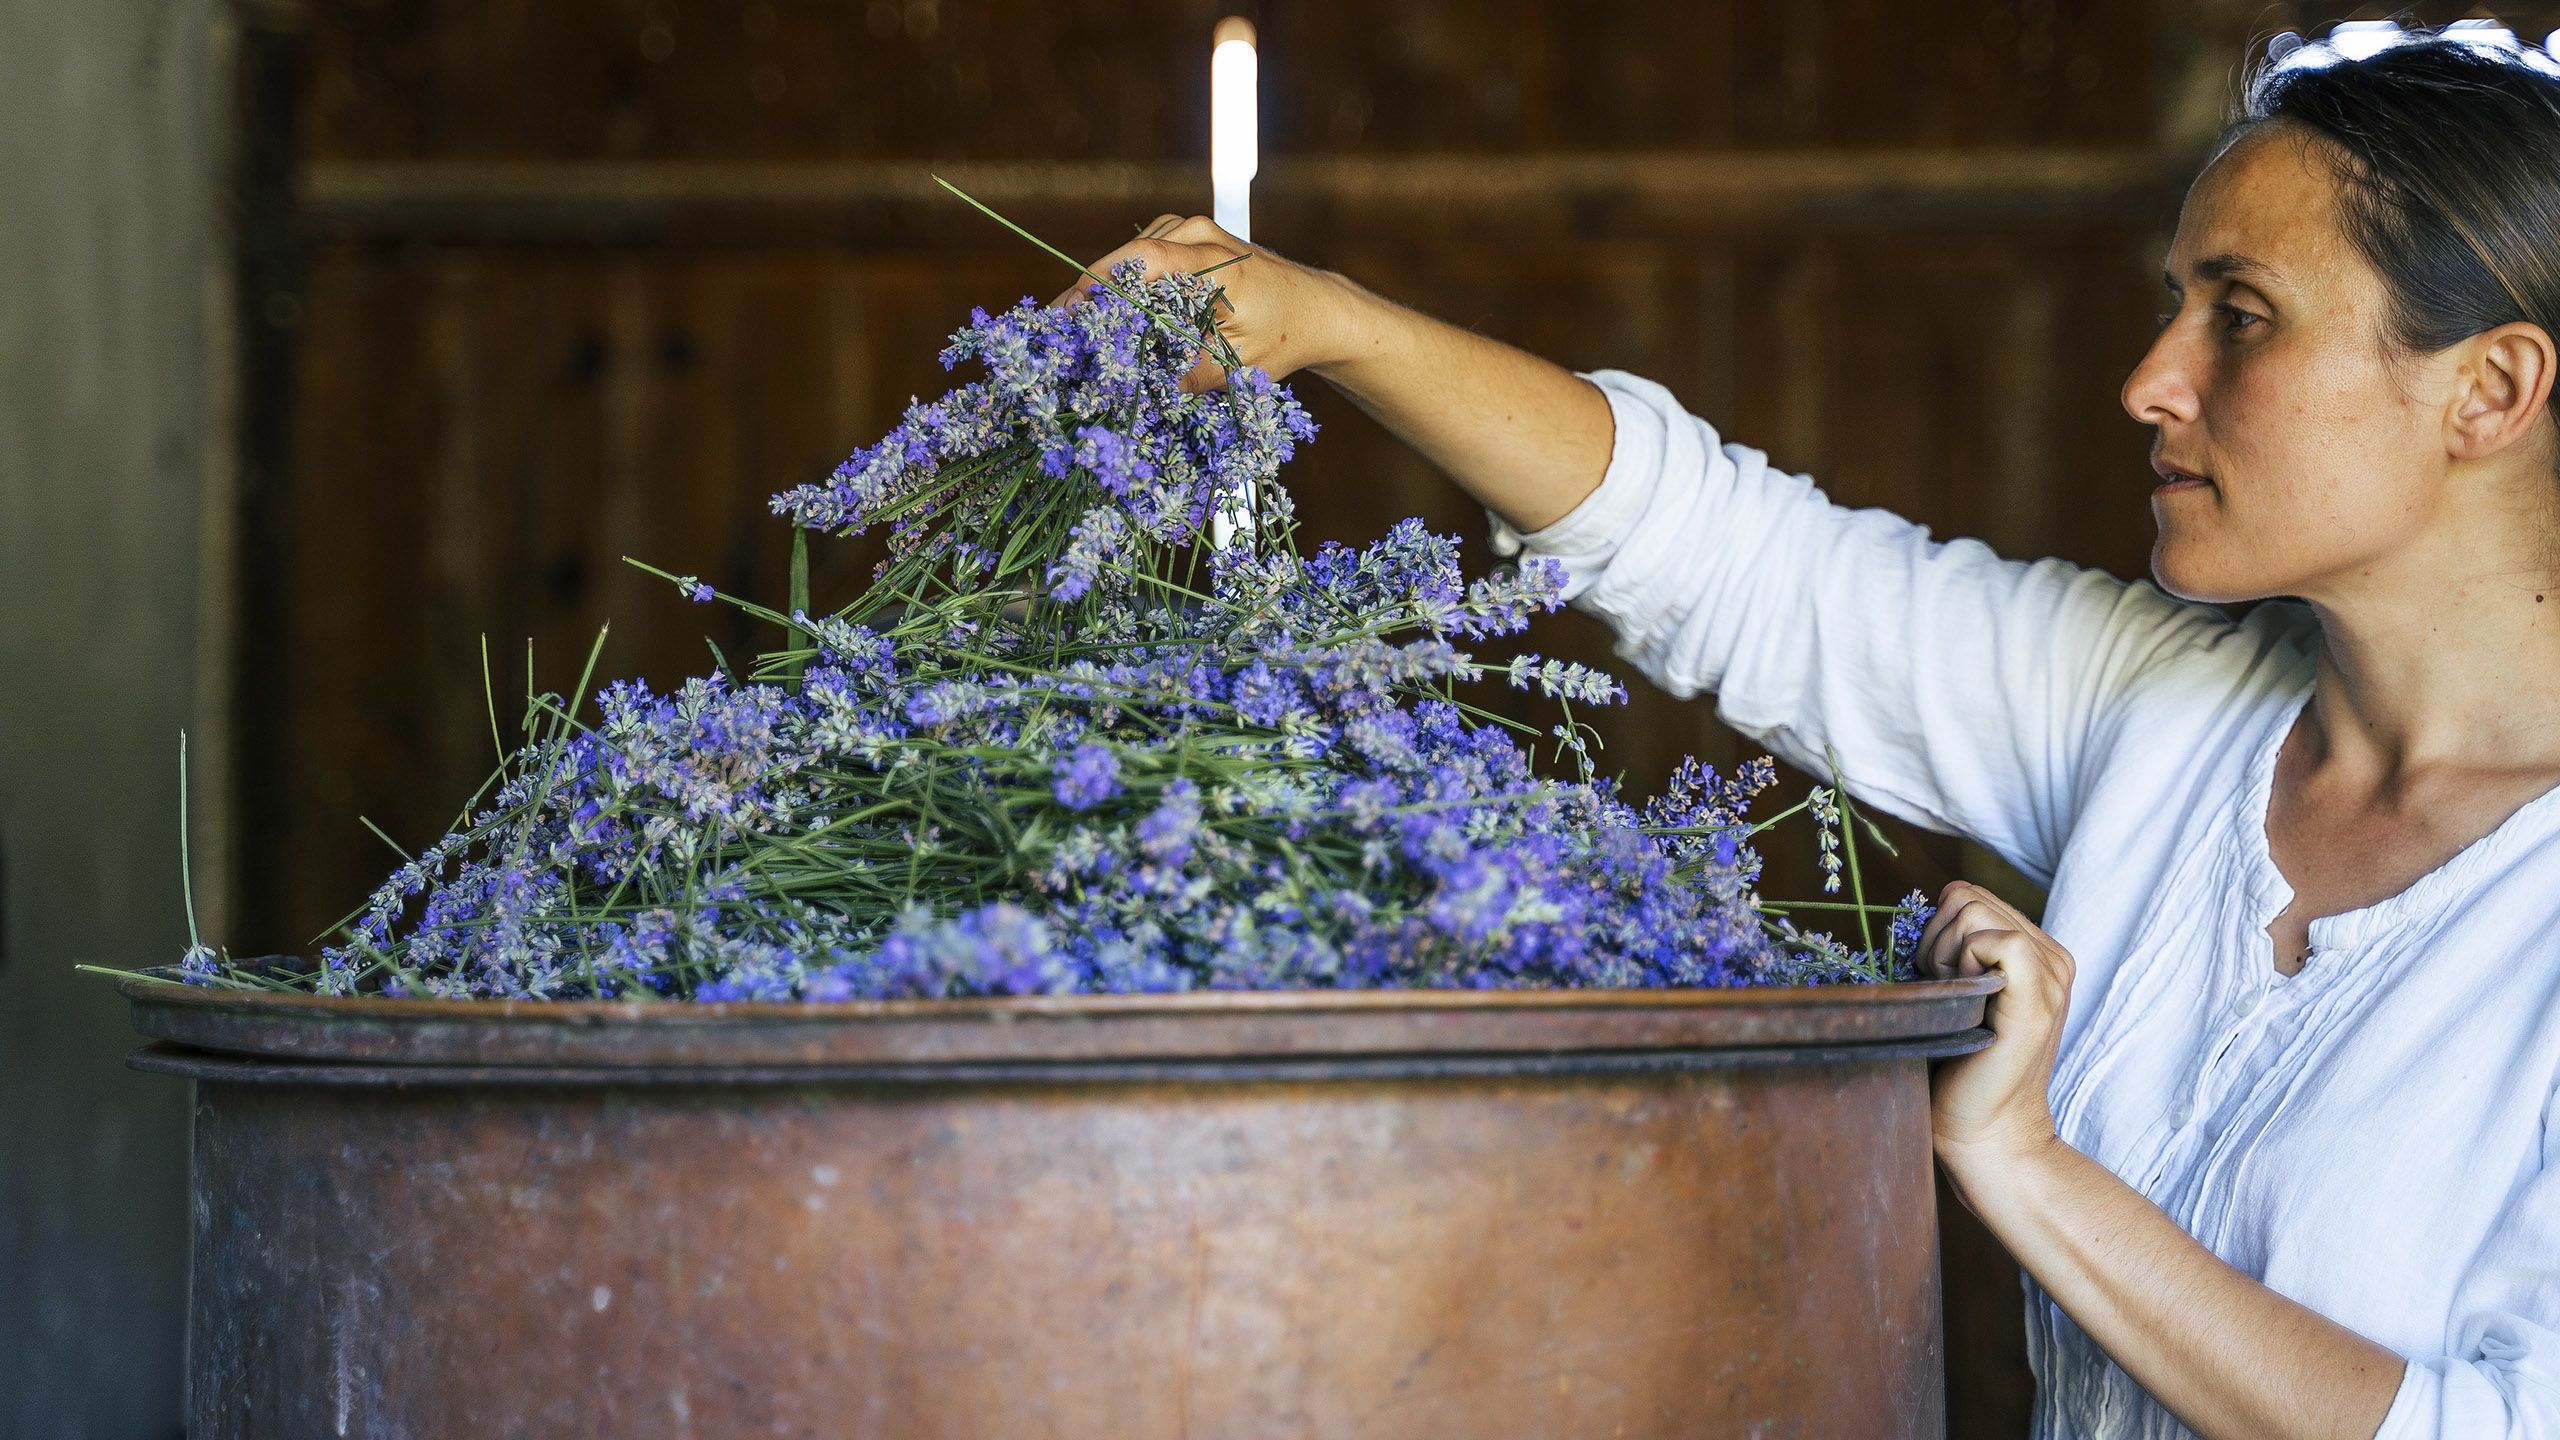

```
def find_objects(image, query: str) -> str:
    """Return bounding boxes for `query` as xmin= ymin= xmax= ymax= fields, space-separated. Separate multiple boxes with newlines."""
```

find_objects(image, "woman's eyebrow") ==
xmin=2162 ymin=252 xmax=2283 ymax=295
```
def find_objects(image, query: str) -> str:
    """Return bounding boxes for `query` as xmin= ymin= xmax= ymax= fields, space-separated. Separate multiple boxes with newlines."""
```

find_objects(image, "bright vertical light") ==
xmin=1210 ymin=17 xmax=1258 ymax=549
xmin=1211 ymin=18 xmax=1257 ymax=242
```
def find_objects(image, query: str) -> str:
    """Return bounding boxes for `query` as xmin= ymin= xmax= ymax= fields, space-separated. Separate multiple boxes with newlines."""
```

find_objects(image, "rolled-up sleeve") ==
xmin=2373 ymin=1100 xmax=2560 ymax=1439
xmin=1492 ymin=368 xmax=2229 ymax=887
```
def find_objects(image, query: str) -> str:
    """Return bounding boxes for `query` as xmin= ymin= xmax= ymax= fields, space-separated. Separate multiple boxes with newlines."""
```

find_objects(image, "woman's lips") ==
xmin=2151 ymin=458 xmax=2213 ymax=495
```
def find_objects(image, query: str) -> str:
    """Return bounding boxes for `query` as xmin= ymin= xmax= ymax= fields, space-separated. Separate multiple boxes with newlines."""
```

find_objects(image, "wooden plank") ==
xmin=294 ymin=150 xmax=2178 ymax=246
xmin=224 ymin=2 xmax=310 ymax=951
xmin=293 ymin=0 xmax=2180 ymax=163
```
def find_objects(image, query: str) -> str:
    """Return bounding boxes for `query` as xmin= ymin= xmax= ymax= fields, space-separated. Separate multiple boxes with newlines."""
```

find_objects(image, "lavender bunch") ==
xmin=770 ymin=260 xmax=1311 ymax=614
xmin=172 ymin=257 xmax=1931 ymax=1001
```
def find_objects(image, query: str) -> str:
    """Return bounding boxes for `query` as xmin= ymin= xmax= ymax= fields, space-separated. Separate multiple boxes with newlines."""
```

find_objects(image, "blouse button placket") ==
xmin=2143 ymin=976 xmax=2277 ymax=1189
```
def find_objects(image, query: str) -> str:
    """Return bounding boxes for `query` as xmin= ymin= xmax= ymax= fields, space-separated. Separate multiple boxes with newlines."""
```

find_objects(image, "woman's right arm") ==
xmin=1060 ymin=215 xmax=1615 ymax=534
xmin=1072 ymin=217 xmax=2250 ymax=885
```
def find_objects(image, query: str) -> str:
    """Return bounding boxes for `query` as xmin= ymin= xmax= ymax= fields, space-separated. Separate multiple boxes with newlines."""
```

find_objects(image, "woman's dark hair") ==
xmin=2227 ymin=25 xmax=2560 ymax=373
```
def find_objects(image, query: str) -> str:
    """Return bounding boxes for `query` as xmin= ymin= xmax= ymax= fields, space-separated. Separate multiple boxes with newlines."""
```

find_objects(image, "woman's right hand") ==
xmin=1058 ymin=215 xmax=1612 ymax=534
xmin=1052 ymin=215 xmax=1363 ymax=393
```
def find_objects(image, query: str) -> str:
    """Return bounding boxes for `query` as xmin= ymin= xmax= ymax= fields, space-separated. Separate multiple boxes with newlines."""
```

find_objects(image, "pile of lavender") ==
xmin=174 ymin=257 xmax=1930 ymax=1001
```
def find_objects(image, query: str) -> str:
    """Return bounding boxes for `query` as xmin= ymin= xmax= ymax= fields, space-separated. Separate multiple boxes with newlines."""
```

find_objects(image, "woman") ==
xmin=1069 ymin=23 xmax=2560 ymax=1440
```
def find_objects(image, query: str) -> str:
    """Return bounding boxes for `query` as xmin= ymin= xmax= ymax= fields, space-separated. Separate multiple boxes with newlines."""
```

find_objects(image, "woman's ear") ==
xmin=2447 ymin=320 xmax=2557 ymax=463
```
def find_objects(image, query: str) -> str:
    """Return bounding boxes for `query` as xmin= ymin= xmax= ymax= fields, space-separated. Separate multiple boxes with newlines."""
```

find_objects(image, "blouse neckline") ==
xmin=2237 ymin=680 xmax=2560 ymax=961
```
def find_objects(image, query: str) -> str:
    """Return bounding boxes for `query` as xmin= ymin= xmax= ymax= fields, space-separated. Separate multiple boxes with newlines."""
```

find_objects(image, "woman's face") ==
xmin=2121 ymin=122 xmax=2450 ymax=605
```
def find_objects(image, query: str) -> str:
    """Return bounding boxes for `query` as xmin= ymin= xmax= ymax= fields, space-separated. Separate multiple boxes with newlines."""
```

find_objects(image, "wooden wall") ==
xmin=207 ymin=3 xmax=2560 ymax=1434
xmin=223 ymin=0 xmax=2214 ymax=953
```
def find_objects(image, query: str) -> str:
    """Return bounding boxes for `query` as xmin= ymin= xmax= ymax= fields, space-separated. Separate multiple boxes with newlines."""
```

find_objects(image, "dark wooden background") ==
xmin=199 ymin=3 xmax=2559 ymax=1434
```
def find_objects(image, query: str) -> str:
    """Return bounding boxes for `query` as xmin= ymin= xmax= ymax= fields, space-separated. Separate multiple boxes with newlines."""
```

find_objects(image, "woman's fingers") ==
xmin=1917 ymin=881 xmax=2076 ymax=1164
xmin=1960 ymin=928 xmax=2037 ymax=998
xmin=1047 ymin=238 xmax=1157 ymax=308
xmin=1164 ymin=214 xmax=1239 ymax=245
xmin=1929 ymin=894 xmax=2071 ymax=1030
xmin=1048 ymin=217 xmax=1242 ymax=308
xmin=1914 ymin=878 xmax=2075 ymax=1028
xmin=1035 ymin=215 xmax=1298 ymax=392
xmin=1911 ymin=881 xmax=1969 ymax=965
xmin=1916 ymin=885 xmax=1988 ymax=979
xmin=1914 ymin=880 xmax=2051 ymax=981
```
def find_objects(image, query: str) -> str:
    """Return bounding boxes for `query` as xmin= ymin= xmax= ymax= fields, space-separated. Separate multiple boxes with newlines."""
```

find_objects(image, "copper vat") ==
xmin=122 ymin=974 xmax=1996 ymax=1439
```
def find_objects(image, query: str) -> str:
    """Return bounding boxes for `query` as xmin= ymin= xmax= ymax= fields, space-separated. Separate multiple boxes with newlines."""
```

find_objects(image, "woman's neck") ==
xmin=2296 ymin=515 xmax=2560 ymax=785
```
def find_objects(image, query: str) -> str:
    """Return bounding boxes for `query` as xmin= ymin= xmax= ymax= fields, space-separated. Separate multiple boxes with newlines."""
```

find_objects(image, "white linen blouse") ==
xmin=1493 ymin=369 xmax=2560 ymax=1439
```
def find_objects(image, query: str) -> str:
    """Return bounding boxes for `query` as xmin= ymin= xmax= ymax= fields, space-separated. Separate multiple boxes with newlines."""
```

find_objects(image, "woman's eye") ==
xmin=2216 ymin=303 xmax=2263 ymax=333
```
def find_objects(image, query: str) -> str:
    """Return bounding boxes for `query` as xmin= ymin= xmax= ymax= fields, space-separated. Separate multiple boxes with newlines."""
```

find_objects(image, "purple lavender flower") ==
xmin=1135 ymin=778 xmax=1204 ymax=867
xmin=1073 ymin=424 xmax=1154 ymax=496
xmin=1051 ymin=741 xmax=1123 ymax=812
xmin=1044 ymin=507 xmax=1130 ymax=604
xmin=872 ymin=902 xmax=1077 ymax=997
xmin=1888 ymin=891 xmax=1936 ymax=970
xmin=1230 ymin=661 xmax=1306 ymax=728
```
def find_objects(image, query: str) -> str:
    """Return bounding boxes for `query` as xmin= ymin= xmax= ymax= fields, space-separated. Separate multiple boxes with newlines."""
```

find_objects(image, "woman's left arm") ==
xmin=1920 ymin=881 xmax=2409 ymax=1440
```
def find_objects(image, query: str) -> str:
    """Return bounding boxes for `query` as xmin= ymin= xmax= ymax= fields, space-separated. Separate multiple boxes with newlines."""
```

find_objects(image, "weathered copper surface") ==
xmin=126 ymin=977 xmax=1995 ymax=1439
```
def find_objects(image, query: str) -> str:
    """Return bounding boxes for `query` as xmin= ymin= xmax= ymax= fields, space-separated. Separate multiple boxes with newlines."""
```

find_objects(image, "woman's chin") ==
xmin=2150 ymin=538 xmax=2280 ymax=606
xmin=2150 ymin=531 xmax=2215 ymax=601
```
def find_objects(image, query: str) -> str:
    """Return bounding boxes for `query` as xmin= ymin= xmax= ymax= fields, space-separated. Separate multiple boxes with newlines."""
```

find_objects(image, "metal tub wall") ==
xmin=126 ymin=979 xmax=1996 ymax=1439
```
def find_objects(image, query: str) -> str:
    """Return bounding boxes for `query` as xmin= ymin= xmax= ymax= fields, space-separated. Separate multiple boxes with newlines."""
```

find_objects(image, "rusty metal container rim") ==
xmin=120 ymin=972 xmax=1999 ymax=1081
xmin=119 ymin=971 xmax=1999 ymax=1023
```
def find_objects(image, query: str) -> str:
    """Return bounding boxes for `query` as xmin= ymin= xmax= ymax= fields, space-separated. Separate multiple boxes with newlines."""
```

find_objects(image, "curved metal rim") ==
xmin=118 ymin=972 xmax=1998 ymax=1022
xmin=119 ymin=973 xmax=2001 ymax=1069
xmin=129 ymin=1027 xmax=1995 ymax=1087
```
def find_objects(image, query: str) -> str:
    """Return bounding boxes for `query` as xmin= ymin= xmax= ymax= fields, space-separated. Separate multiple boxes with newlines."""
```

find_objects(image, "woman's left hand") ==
xmin=1914 ymin=880 xmax=2078 ymax=1177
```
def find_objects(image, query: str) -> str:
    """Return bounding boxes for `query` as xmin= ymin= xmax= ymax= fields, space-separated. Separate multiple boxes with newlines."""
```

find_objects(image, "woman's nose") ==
xmin=2121 ymin=328 xmax=2201 ymax=427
